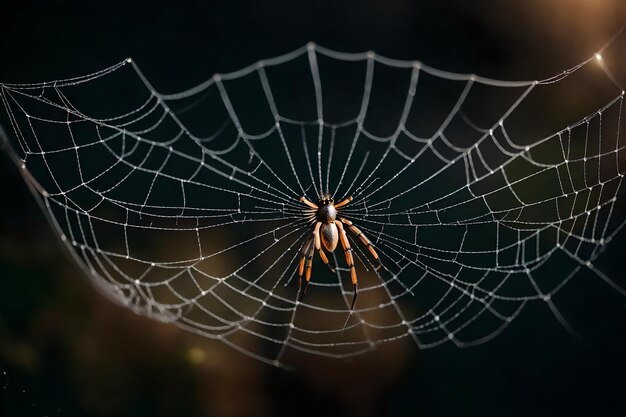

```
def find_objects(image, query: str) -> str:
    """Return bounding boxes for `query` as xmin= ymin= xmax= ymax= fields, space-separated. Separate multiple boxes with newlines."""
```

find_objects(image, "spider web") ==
xmin=1 ymin=38 xmax=625 ymax=368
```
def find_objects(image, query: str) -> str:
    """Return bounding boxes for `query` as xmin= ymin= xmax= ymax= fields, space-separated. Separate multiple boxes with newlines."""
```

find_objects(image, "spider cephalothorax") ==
xmin=298 ymin=195 xmax=382 ymax=309
xmin=316 ymin=199 xmax=336 ymax=222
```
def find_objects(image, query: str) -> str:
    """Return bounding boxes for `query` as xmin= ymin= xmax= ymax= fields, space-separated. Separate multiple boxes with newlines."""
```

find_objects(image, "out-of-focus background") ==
xmin=1 ymin=1 xmax=626 ymax=416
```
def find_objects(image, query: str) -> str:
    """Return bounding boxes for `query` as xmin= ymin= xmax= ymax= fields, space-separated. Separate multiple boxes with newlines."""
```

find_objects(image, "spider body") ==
xmin=317 ymin=199 xmax=338 ymax=251
xmin=298 ymin=195 xmax=382 ymax=309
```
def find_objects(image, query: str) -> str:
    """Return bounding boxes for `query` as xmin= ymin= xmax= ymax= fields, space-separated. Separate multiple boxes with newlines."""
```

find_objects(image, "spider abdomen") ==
xmin=320 ymin=223 xmax=338 ymax=252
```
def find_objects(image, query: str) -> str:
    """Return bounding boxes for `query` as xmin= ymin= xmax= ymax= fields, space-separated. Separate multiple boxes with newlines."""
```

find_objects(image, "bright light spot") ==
xmin=187 ymin=347 xmax=206 ymax=365
xmin=595 ymin=53 xmax=602 ymax=61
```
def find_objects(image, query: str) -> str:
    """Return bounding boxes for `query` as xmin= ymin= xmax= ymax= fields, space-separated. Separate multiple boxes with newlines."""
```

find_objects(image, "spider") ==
xmin=297 ymin=194 xmax=382 ymax=309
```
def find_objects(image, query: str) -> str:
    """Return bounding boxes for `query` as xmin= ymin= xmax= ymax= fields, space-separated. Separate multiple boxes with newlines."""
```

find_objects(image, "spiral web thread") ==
xmin=1 ymin=40 xmax=625 ymax=367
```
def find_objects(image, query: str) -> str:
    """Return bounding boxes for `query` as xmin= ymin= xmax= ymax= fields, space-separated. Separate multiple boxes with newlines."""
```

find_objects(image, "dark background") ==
xmin=1 ymin=1 xmax=626 ymax=416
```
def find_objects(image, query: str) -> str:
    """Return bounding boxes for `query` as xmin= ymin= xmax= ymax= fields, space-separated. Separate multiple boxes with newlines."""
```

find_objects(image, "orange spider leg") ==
xmin=313 ymin=221 xmax=322 ymax=250
xmin=340 ymin=217 xmax=382 ymax=270
xmin=333 ymin=196 xmax=353 ymax=209
xmin=299 ymin=196 xmax=318 ymax=210
xmin=335 ymin=220 xmax=358 ymax=309
xmin=317 ymin=250 xmax=335 ymax=273
xmin=298 ymin=236 xmax=313 ymax=295
xmin=299 ymin=239 xmax=315 ymax=301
